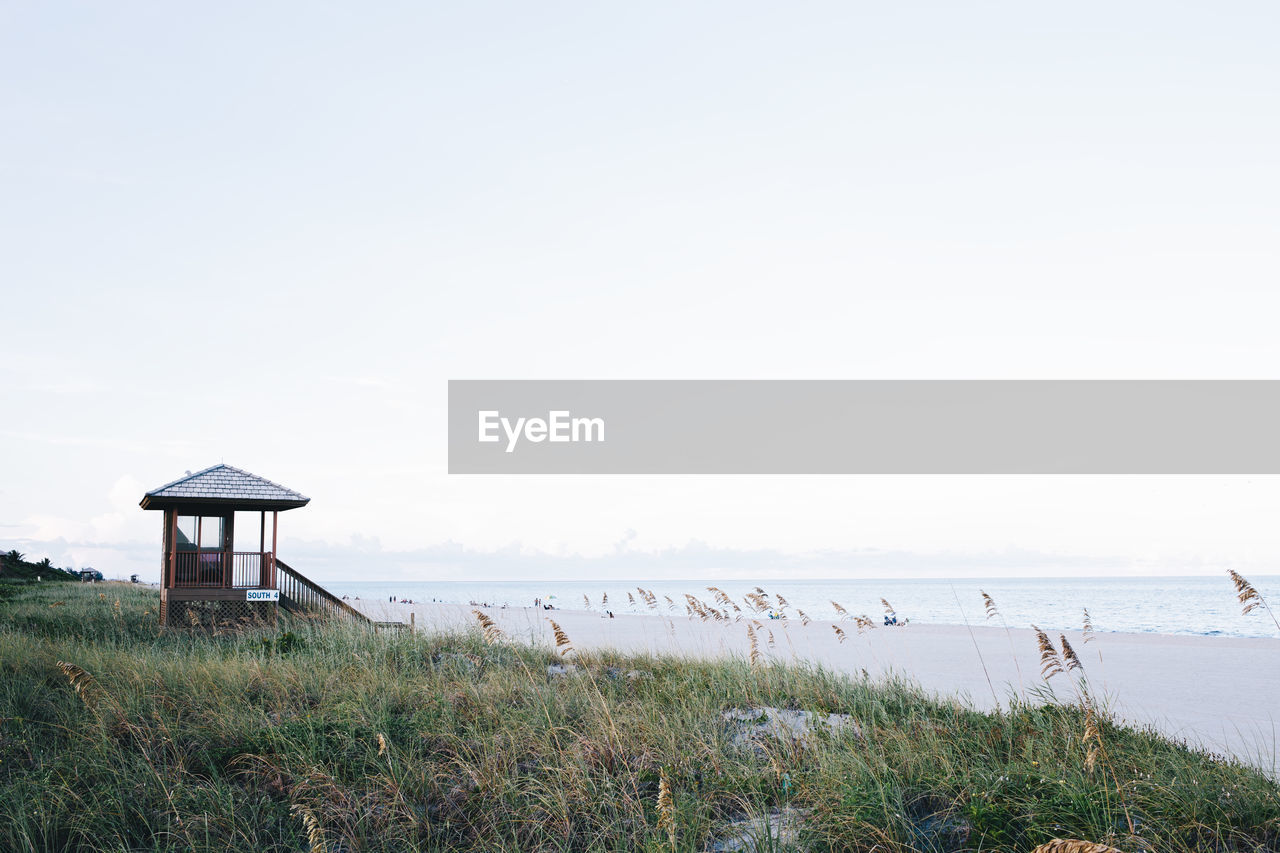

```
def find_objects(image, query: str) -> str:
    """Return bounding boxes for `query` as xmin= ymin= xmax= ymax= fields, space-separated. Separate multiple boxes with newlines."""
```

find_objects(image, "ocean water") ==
xmin=324 ymin=575 xmax=1280 ymax=639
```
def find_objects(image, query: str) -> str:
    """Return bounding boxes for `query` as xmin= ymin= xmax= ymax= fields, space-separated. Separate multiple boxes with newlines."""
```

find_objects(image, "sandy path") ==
xmin=351 ymin=599 xmax=1279 ymax=773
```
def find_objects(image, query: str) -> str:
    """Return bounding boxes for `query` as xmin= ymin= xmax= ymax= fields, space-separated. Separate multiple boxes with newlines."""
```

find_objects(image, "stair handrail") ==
xmin=275 ymin=558 xmax=370 ymax=623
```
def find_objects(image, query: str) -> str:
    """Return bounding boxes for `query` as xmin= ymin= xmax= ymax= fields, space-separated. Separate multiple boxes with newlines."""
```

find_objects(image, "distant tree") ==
xmin=37 ymin=557 xmax=53 ymax=570
xmin=3 ymin=549 xmax=24 ymax=564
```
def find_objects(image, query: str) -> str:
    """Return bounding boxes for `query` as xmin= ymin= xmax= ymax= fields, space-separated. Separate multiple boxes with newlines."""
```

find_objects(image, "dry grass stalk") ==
xmin=582 ymin=594 xmax=591 ymax=610
xmin=1228 ymin=569 xmax=1280 ymax=630
xmin=981 ymin=590 xmax=998 ymax=620
xmin=56 ymin=661 xmax=104 ymax=708
xmin=1030 ymin=842 xmax=1122 ymax=853
xmin=548 ymin=619 xmax=573 ymax=656
xmin=775 ymin=593 xmax=789 ymax=610
xmin=663 ymin=595 xmax=675 ymax=611
xmin=601 ymin=592 xmax=608 ymax=606
xmin=377 ymin=733 xmax=388 ymax=756
xmin=1060 ymin=635 xmax=1083 ymax=672
xmin=291 ymin=804 xmax=326 ymax=853
xmin=832 ymin=625 xmax=847 ymax=644
xmin=767 ymin=630 xmax=775 ymax=649
xmin=627 ymin=591 xmax=636 ymax=606
xmin=797 ymin=609 xmax=811 ymax=626
xmin=746 ymin=625 xmax=762 ymax=667
xmin=1033 ymin=626 xmax=1064 ymax=679
xmin=880 ymin=597 xmax=895 ymax=615
xmin=707 ymin=586 xmax=733 ymax=607
xmin=657 ymin=770 xmax=676 ymax=849
xmin=685 ymin=594 xmax=709 ymax=621
xmin=1082 ymin=706 xmax=1101 ymax=773
xmin=472 ymin=610 xmax=504 ymax=644
xmin=854 ymin=615 xmax=875 ymax=633
xmin=830 ymin=600 xmax=849 ymax=620
xmin=1230 ymin=569 xmax=1262 ymax=614
xmin=1082 ymin=608 xmax=1094 ymax=643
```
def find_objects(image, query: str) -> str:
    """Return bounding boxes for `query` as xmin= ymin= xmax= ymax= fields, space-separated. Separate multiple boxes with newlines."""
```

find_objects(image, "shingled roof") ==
xmin=139 ymin=465 xmax=310 ymax=511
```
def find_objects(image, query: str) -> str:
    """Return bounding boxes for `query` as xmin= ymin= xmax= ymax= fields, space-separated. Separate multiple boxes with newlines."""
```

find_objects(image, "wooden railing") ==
xmin=172 ymin=551 xmax=275 ymax=588
xmin=275 ymin=559 xmax=369 ymax=623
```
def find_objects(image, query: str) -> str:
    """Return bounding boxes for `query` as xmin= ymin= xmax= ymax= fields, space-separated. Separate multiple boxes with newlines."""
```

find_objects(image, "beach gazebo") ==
xmin=140 ymin=464 xmax=309 ymax=627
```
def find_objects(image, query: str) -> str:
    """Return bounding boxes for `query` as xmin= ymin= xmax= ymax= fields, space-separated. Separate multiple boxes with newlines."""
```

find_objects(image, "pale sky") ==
xmin=3 ymin=2 xmax=1279 ymax=582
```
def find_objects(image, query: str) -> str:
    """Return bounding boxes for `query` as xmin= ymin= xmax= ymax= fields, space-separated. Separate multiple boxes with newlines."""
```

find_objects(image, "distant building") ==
xmin=78 ymin=568 xmax=104 ymax=582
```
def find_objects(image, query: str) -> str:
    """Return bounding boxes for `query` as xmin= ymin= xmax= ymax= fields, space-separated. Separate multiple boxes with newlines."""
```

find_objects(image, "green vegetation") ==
xmin=1 ymin=584 xmax=1277 ymax=852
xmin=1 ymin=549 xmax=81 ymax=584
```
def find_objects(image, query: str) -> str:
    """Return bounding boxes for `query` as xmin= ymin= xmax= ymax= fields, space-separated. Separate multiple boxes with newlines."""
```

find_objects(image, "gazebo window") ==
xmin=176 ymin=516 xmax=198 ymax=551
xmin=198 ymin=516 xmax=225 ymax=552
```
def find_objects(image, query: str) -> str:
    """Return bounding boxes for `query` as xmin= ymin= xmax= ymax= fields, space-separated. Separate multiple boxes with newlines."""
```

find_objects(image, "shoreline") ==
xmin=353 ymin=599 xmax=1280 ymax=773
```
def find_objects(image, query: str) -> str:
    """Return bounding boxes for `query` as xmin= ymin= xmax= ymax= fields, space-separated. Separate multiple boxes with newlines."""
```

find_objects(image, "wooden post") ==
xmin=165 ymin=510 xmax=177 ymax=589
xmin=224 ymin=513 xmax=234 ymax=587
xmin=271 ymin=511 xmax=278 ymax=586
xmin=410 ymin=612 xmax=415 ymax=632
xmin=259 ymin=510 xmax=267 ymax=587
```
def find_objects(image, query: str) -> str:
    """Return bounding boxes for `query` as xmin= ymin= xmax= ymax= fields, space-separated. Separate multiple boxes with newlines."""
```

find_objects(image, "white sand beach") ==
xmin=352 ymin=599 xmax=1280 ymax=773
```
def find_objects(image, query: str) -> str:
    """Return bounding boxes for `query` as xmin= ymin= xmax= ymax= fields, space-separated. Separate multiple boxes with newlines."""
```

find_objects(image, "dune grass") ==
xmin=1 ymin=583 xmax=1277 ymax=852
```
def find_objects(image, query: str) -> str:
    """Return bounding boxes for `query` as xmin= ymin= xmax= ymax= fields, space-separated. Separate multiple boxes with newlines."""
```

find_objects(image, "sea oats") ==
xmin=56 ymin=661 xmax=103 ymax=708
xmin=1227 ymin=570 xmax=1280 ymax=631
xmin=1030 ymin=840 xmax=1122 ymax=853
xmin=472 ymin=610 xmax=504 ymax=644
xmin=1060 ymin=635 xmax=1083 ymax=672
xmin=1082 ymin=706 xmax=1101 ymax=773
xmin=1033 ymin=625 xmax=1064 ymax=679
xmin=291 ymin=804 xmax=325 ymax=853
xmin=548 ymin=619 xmax=573 ymax=656
xmin=657 ymin=771 xmax=676 ymax=849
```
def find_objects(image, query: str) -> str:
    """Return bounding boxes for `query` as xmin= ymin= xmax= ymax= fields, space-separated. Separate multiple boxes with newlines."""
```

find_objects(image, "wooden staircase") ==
xmin=276 ymin=559 xmax=371 ymax=623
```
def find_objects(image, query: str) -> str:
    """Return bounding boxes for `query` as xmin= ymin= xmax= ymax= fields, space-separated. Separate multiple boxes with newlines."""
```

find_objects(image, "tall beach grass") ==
xmin=0 ymin=582 xmax=1277 ymax=852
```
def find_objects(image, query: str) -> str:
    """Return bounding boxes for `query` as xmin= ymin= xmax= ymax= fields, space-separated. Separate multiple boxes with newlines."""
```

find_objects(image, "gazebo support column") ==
xmin=272 ymin=511 xmax=278 ymax=585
